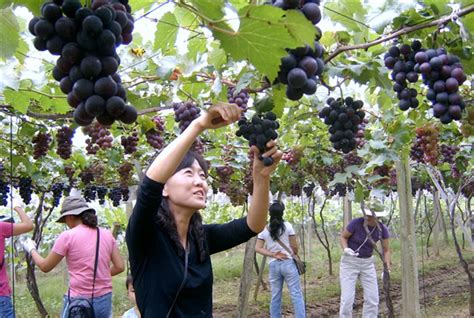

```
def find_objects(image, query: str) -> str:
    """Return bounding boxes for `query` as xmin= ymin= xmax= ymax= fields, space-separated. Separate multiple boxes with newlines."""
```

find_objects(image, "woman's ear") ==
xmin=162 ymin=184 xmax=169 ymax=197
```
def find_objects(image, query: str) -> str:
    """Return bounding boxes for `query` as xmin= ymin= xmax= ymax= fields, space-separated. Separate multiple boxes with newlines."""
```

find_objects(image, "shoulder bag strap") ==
xmin=91 ymin=227 xmax=100 ymax=303
xmin=275 ymin=238 xmax=294 ymax=256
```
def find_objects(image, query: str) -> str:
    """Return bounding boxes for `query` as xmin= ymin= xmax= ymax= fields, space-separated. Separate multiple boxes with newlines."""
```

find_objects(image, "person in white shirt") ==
xmin=255 ymin=201 xmax=305 ymax=318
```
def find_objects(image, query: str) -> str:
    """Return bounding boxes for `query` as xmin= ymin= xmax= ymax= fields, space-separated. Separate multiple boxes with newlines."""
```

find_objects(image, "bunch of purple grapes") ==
xmin=173 ymin=101 xmax=201 ymax=132
xmin=343 ymin=153 xmax=363 ymax=167
xmin=96 ymin=186 xmax=108 ymax=204
xmin=108 ymin=187 xmax=122 ymax=206
xmin=51 ymin=182 xmax=64 ymax=207
xmin=303 ymin=182 xmax=315 ymax=198
xmin=440 ymin=144 xmax=459 ymax=164
xmin=18 ymin=177 xmax=33 ymax=205
xmin=146 ymin=116 xmax=165 ymax=149
xmin=83 ymin=184 xmax=97 ymax=202
xmin=319 ymin=97 xmax=365 ymax=153
xmin=415 ymin=49 xmax=466 ymax=124
xmin=121 ymin=131 xmax=138 ymax=154
xmin=56 ymin=126 xmax=75 ymax=159
xmin=32 ymin=132 xmax=52 ymax=159
xmin=28 ymin=0 xmax=137 ymax=126
xmin=355 ymin=118 xmax=368 ymax=148
xmin=271 ymin=0 xmax=324 ymax=100
xmin=227 ymin=87 xmax=249 ymax=113
xmin=84 ymin=122 xmax=113 ymax=154
xmin=215 ymin=165 xmax=234 ymax=194
xmin=384 ymin=40 xmax=423 ymax=110
xmin=0 ymin=178 xmax=9 ymax=207
xmin=236 ymin=112 xmax=279 ymax=166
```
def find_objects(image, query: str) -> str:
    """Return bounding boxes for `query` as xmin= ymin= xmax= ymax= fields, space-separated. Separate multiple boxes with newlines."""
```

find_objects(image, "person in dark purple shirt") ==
xmin=339 ymin=199 xmax=391 ymax=318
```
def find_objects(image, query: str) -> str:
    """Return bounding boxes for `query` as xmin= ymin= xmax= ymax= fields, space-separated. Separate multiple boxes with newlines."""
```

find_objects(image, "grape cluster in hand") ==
xmin=29 ymin=0 xmax=137 ymax=126
xmin=173 ymin=101 xmax=201 ymax=132
xmin=236 ymin=112 xmax=279 ymax=166
xmin=227 ymin=87 xmax=249 ymax=113
xmin=271 ymin=0 xmax=324 ymax=100
xmin=319 ymin=97 xmax=365 ymax=153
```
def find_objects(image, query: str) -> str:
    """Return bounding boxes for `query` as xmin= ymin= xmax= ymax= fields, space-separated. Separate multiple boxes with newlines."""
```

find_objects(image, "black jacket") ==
xmin=126 ymin=176 xmax=256 ymax=317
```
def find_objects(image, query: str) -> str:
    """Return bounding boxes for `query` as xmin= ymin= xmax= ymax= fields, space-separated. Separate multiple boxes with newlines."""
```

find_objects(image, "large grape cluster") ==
xmin=96 ymin=186 xmax=108 ymax=204
xmin=384 ymin=40 xmax=423 ymax=110
xmin=146 ymin=115 xmax=165 ymax=149
xmin=319 ymin=97 xmax=365 ymax=153
xmin=28 ymin=0 xmax=137 ymax=126
xmin=416 ymin=49 xmax=466 ymax=124
xmin=173 ymin=101 xmax=201 ymax=132
xmin=83 ymin=184 xmax=97 ymax=202
xmin=384 ymin=41 xmax=467 ymax=124
xmin=272 ymin=0 xmax=324 ymax=100
xmin=282 ymin=148 xmax=303 ymax=166
xmin=118 ymin=162 xmax=133 ymax=191
xmin=227 ymin=87 xmax=249 ymax=113
xmin=84 ymin=122 xmax=113 ymax=154
xmin=121 ymin=131 xmax=138 ymax=154
xmin=108 ymin=187 xmax=122 ymax=206
xmin=215 ymin=165 xmax=233 ymax=194
xmin=56 ymin=126 xmax=75 ymax=159
xmin=32 ymin=132 xmax=52 ymax=159
xmin=236 ymin=112 xmax=279 ymax=166
xmin=410 ymin=126 xmax=439 ymax=165
xmin=18 ymin=177 xmax=33 ymax=205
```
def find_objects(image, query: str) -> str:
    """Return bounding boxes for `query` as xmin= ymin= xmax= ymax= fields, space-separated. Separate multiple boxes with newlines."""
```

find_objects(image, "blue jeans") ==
xmin=268 ymin=259 xmax=305 ymax=318
xmin=0 ymin=296 xmax=14 ymax=318
xmin=61 ymin=292 xmax=112 ymax=318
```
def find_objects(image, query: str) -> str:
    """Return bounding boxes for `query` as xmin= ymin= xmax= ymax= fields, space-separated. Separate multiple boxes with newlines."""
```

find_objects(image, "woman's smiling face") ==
xmin=163 ymin=159 xmax=209 ymax=210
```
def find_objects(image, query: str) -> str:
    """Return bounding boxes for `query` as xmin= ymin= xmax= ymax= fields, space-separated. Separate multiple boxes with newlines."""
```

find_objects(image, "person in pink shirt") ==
xmin=0 ymin=198 xmax=34 ymax=318
xmin=22 ymin=196 xmax=124 ymax=318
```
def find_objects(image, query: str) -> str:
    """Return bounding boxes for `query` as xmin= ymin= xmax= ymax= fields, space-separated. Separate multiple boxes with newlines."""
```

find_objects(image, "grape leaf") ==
xmin=154 ymin=12 xmax=179 ymax=53
xmin=189 ymin=0 xmax=225 ymax=21
xmin=212 ymin=5 xmax=305 ymax=81
xmin=0 ymin=8 xmax=19 ymax=60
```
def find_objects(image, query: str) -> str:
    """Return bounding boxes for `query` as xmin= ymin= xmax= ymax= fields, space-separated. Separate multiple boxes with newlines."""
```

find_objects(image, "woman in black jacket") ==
xmin=126 ymin=102 xmax=282 ymax=317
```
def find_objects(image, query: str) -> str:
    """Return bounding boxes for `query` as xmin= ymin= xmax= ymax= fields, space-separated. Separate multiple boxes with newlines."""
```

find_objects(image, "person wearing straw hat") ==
xmin=21 ymin=195 xmax=125 ymax=318
xmin=0 ymin=198 xmax=33 ymax=318
xmin=339 ymin=199 xmax=391 ymax=318
xmin=255 ymin=200 xmax=305 ymax=318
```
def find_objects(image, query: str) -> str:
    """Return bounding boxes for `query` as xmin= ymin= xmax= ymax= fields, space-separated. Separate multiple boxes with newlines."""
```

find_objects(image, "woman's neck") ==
xmin=173 ymin=210 xmax=193 ymax=249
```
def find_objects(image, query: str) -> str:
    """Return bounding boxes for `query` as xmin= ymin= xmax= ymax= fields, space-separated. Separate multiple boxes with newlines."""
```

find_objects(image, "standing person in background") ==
xmin=0 ymin=198 xmax=34 ymax=318
xmin=126 ymin=102 xmax=282 ymax=317
xmin=22 ymin=196 xmax=125 ymax=318
xmin=339 ymin=199 xmax=391 ymax=318
xmin=255 ymin=201 xmax=305 ymax=318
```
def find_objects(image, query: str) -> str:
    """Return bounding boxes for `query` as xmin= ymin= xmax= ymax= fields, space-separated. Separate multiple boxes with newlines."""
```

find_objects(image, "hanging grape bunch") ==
xmin=384 ymin=40 xmax=423 ymax=110
xmin=0 ymin=163 xmax=9 ymax=207
xmin=121 ymin=131 xmax=139 ymax=154
xmin=83 ymin=122 xmax=113 ymax=154
xmin=236 ymin=112 xmax=279 ymax=166
xmin=56 ymin=126 xmax=75 ymax=159
xmin=18 ymin=177 xmax=33 ymax=205
xmin=146 ymin=115 xmax=166 ymax=149
xmin=272 ymin=0 xmax=324 ymax=100
xmin=355 ymin=118 xmax=368 ymax=148
xmin=28 ymin=0 xmax=137 ymax=126
xmin=415 ymin=48 xmax=466 ymax=124
xmin=318 ymin=97 xmax=365 ymax=154
xmin=173 ymin=101 xmax=201 ymax=132
xmin=410 ymin=125 xmax=439 ymax=166
xmin=51 ymin=182 xmax=64 ymax=207
xmin=32 ymin=131 xmax=52 ymax=159
xmin=384 ymin=40 xmax=467 ymax=124
xmin=227 ymin=87 xmax=249 ymax=113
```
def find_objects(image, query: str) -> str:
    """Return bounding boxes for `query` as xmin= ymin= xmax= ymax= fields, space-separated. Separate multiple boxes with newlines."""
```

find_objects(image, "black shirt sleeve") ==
xmin=204 ymin=217 xmax=257 ymax=255
xmin=126 ymin=176 xmax=164 ymax=256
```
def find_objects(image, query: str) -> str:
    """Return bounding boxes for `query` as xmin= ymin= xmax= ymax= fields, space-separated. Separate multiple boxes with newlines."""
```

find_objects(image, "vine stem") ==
xmin=325 ymin=4 xmax=474 ymax=63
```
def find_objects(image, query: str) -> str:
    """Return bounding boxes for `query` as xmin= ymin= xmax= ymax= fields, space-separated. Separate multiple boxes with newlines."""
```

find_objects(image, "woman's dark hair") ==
xmin=126 ymin=274 xmax=133 ymax=290
xmin=155 ymin=151 xmax=209 ymax=262
xmin=269 ymin=201 xmax=285 ymax=241
xmin=80 ymin=210 xmax=98 ymax=228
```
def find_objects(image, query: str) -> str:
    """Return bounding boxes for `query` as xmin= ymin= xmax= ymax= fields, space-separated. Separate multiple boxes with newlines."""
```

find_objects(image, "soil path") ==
xmin=214 ymin=260 xmax=472 ymax=317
